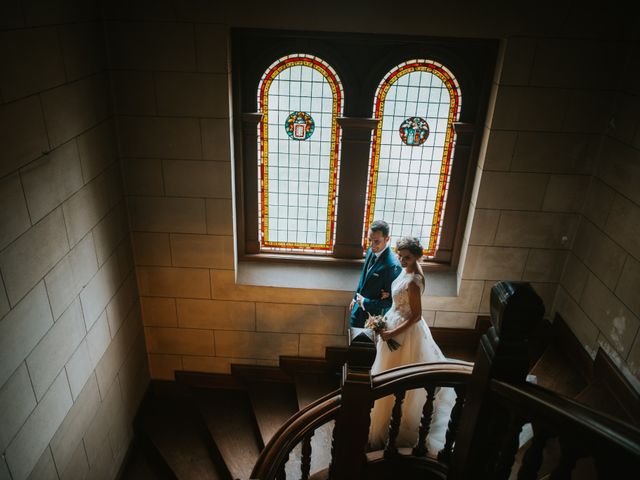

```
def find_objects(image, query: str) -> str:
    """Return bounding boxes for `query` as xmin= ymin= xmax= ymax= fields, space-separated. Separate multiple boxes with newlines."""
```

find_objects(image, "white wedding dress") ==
xmin=367 ymin=270 xmax=456 ymax=456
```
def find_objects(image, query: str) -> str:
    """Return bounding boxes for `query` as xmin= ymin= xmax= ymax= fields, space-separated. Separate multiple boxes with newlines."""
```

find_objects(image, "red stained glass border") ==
xmin=257 ymin=55 xmax=343 ymax=253
xmin=363 ymin=60 xmax=461 ymax=258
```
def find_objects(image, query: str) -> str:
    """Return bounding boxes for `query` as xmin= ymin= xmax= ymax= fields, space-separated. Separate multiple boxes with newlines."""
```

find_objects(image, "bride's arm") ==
xmin=380 ymin=282 xmax=422 ymax=340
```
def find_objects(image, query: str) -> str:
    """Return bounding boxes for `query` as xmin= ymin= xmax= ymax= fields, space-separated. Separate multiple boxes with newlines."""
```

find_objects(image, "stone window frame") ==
xmin=231 ymin=28 xmax=497 ymax=273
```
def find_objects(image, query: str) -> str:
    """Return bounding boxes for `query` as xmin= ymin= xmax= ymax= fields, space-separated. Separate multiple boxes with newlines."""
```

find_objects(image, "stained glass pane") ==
xmin=364 ymin=60 xmax=461 ymax=258
xmin=258 ymin=54 xmax=343 ymax=253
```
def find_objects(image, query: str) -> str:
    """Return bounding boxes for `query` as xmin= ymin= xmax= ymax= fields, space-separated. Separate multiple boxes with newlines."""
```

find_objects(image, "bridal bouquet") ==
xmin=365 ymin=314 xmax=401 ymax=351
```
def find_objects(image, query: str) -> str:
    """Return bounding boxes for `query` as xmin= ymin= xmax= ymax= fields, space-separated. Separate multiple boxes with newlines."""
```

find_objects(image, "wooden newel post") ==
xmin=449 ymin=281 xmax=545 ymax=480
xmin=329 ymin=327 xmax=377 ymax=479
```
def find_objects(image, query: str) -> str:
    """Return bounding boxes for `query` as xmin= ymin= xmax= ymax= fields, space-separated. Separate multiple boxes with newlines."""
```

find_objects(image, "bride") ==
xmin=367 ymin=236 xmax=455 ymax=455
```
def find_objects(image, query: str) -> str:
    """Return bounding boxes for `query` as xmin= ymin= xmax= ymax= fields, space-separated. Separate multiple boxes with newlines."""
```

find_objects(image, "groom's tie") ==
xmin=366 ymin=254 xmax=377 ymax=275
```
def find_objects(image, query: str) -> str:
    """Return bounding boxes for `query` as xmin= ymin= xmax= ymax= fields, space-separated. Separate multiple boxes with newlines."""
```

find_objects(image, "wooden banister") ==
xmin=449 ymin=281 xmax=545 ymax=479
xmin=250 ymin=393 xmax=341 ymax=479
xmin=250 ymin=360 xmax=474 ymax=479
xmin=371 ymin=361 xmax=473 ymax=395
xmin=251 ymin=282 xmax=639 ymax=480
xmin=490 ymin=380 xmax=640 ymax=458
xmin=490 ymin=379 xmax=640 ymax=479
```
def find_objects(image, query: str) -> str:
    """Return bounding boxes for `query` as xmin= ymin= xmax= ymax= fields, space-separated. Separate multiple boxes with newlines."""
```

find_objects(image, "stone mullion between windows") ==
xmin=333 ymin=117 xmax=379 ymax=259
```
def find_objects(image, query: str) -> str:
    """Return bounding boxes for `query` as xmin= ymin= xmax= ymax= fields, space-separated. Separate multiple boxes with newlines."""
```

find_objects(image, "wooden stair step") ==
xmin=575 ymin=380 xmax=633 ymax=424
xmin=138 ymin=390 xmax=222 ymax=480
xmin=246 ymin=380 xmax=299 ymax=448
xmin=529 ymin=345 xmax=588 ymax=398
xmin=194 ymin=388 xmax=262 ymax=480
xmin=294 ymin=372 xmax=339 ymax=410
xmin=231 ymin=364 xmax=292 ymax=383
xmin=440 ymin=344 xmax=476 ymax=363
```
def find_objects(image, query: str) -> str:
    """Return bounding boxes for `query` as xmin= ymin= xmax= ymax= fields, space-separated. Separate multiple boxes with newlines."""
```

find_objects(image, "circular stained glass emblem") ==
xmin=285 ymin=111 xmax=315 ymax=141
xmin=399 ymin=116 xmax=429 ymax=146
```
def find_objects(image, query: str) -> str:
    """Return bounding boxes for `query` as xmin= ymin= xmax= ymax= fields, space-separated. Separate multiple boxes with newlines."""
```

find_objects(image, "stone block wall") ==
xmin=555 ymin=43 xmax=640 ymax=388
xmin=0 ymin=2 xmax=148 ymax=479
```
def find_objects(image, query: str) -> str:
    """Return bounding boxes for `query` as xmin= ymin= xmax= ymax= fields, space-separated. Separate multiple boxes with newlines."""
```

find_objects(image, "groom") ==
xmin=349 ymin=220 xmax=402 ymax=328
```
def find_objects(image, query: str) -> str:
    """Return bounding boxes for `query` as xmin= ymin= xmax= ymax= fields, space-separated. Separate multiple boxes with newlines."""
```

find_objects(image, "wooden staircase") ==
xmin=136 ymin=386 xmax=221 ymax=480
xmin=120 ymin=363 xmax=341 ymax=480
xmin=119 ymin=314 xmax=638 ymax=480
xmin=528 ymin=315 xmax=639 ymax=427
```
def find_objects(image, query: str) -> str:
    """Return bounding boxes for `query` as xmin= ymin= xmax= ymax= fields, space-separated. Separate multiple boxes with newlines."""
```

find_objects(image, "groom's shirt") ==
xmin=366 ymin=244 xmax=388 ymax=274
xmin=372 ymin=244 xmax=389 ymax=261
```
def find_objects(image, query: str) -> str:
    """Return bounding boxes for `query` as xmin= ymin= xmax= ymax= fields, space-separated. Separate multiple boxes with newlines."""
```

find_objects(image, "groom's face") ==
xmin=368 ymin=230 xmax=389 ymax=254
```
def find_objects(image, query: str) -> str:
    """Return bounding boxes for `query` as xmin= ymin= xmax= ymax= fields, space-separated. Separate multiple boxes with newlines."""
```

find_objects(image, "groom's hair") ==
xmin=370 ymin=220 xmax=390 ymax=237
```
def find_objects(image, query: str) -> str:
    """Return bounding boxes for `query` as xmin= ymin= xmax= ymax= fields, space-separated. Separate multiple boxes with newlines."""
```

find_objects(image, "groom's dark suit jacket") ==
xmin=350 ymin=247 xmax=402 ymax=328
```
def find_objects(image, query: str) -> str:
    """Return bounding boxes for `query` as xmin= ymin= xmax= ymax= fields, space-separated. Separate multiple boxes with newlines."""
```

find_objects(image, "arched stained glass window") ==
xmin=257 ymin=54 xmax=343 ymax=253
xmin=364 ymin=60 xmax=461 ymax=258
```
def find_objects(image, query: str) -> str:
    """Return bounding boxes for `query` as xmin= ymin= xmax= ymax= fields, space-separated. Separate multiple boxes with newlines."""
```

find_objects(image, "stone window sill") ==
xmin=237 ymin=259 xmax=459 ymax=296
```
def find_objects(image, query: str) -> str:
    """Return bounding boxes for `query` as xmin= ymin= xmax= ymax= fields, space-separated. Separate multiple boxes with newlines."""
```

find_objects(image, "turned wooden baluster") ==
xmin=437 ymin=386 xmax=466 ymax=464
xmin=517 ymin=424 xmax=552 ymax=480
xmin=300 ymin=431 xmax=314 ymax=480
xmin=412 ymin=385 xmax=436 ymax=457
xmin=384 ymin=390 xmax=406 ymax=459
xmin=328 ymin=420 xmax=339 ymax=479
xmin=493 ymin=411 xmax=525 ymax=480
xmin=276 ymin=451 xmax=289 ymax=480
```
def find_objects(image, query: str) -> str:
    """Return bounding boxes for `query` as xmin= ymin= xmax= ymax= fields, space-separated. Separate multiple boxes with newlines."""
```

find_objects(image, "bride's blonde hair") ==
xmin=396 ymin=236 xmax=423 ymax=259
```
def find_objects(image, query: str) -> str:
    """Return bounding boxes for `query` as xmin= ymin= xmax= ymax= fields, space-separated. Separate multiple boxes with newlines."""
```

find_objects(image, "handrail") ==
xmin=251 ymin=362 xmax=640 ymax=480
xmin=251 ymin=363 xmax=474 ymax=479
xmin=371 ymin=361 xmax=474 ymax=397
xmin=260 ymin=386 xmax=341 ymax=453
xmin=490 ymin=379 xmax=640 ymax=458
xmin=250 ymin=392 xmax=341 ymax=479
